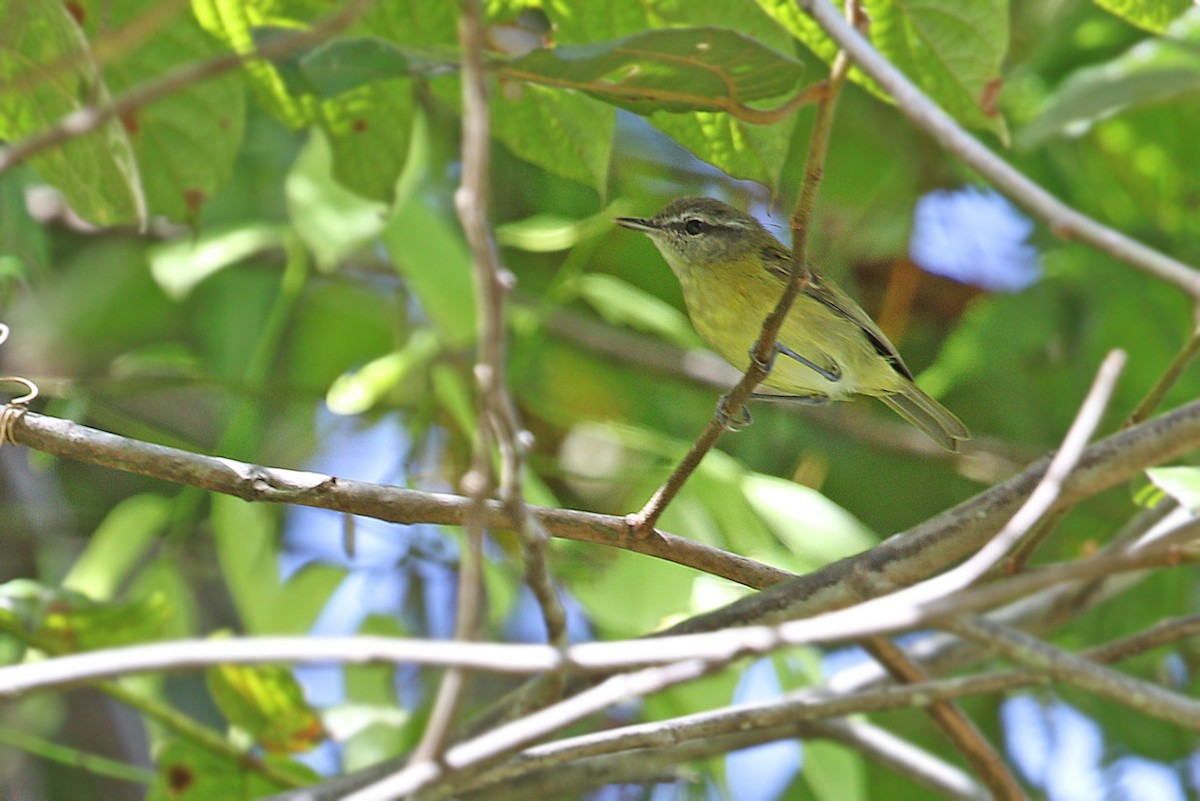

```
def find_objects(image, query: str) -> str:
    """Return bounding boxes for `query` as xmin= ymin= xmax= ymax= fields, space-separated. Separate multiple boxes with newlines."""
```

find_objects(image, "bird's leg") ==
xmin=774 ymin=342 xmax=842 ymax=383
xmin=716 ymin=393 xmax=753 ymax=431
xmin=751 ymin=392 xmax=830 ymax=406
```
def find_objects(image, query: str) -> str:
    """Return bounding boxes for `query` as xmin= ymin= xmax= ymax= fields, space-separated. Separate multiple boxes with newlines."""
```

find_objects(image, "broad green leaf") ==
xmin=756 ymin=0 xmax=1009 ymax=138
xmin=326 ymin=328 xmax=441 ymax=414
xmin=80 ymin=0 xmax=246 ymax=222
xmin=62 ymin=493 xmax=171 ymax=600
xmin=1146 ymin=466 xmax=1200 ymax=512
xmin=865 ymin=0 xmax=1008 ymax=138
xmin=149 ymin=224 xmax=285 ymax=300
xmin=383 ymin=197 xmax=476 ymax=346
xmin=362 ymin=0 xmax=459 ymax=48
xmin=208 ymin=654 xmax=326 ymax=753
xmin=291 ymin=38 xmax=458 ymax=97
xmin=804 ymin=740 xmax=868 ymax=801
xmin=507 ymin=27 xmax=805 ymax=114
xmin=0 ymin=1 xmax=144 ymax=225
xmin=572 ymin=273 xmax=703 ymax=348
xmin=742 ymin=473 xmax=877 ymax=571
xmin=317 ymin=80 xmax=416 ymax=204
xmin=543 ymin=0 xmax=811 ymax=194
xmin=210 ymin=496 xmax=344 ymax=634
xmin=1094 ymin=0 xmax=1193 ymax=32
xmin=649 ymin=108 xmax=797 ymax=188
xmin=287 ymin=131 xmax=390 ymax=270
xmin=1020 ymin=8 xmax=1200 ymax=146
xmin=491 ymin=82 xmax=615 ymax=190
xmin=192 ymin=0 xmax=310 ymax=126
xmin=147 ymin=739 xmax=317 ymax=801
xmin=0 ymin=580 xmax=170 ymax=653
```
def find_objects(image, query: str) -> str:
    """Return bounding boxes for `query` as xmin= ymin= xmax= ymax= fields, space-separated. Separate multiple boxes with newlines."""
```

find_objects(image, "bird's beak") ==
xmin=615 ymin=216 xmax=657 ymax=233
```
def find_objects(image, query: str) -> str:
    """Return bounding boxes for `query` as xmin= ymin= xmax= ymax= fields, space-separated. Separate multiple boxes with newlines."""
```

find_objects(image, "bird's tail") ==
xmin=879 ymin=383 xmax=970 ymax=452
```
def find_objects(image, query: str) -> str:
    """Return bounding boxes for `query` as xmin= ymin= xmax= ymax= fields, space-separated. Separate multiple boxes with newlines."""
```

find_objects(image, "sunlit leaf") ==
xmin=1094 ymin=0 xmax=1193 ymax=32
xmin=208 ymin=653 xmax=326 ymax=753
xmin=326 ymin=328 xmax=441 ymax=414
xmin=0 ymin=1 xmax=144 ymax=225
xmin=572 ymin=273 xmax=704 ymax=348
xmin=1146 ymin=466 xmax=1200 ymax=512
xmin=383 ymin=197 xmax=476 ymax=346
xmin=507 ymin=27 xmax=804 ymax=114
xmin=78 ymin=0 xmax=246 ymax=222
xmin=0 ymin=580 xmax=171 ymax=653
xmin=147 ymin=738 xmax=316 ymax=800
xmin=211 ymin=496 xmax=345 ymax=634
xmin=62 ymin=493 xmax=171 ymax=600
xmin=149 ymin=224 xmax=285 ymax=300
xmin=287 ymin=131 xmax=390 ymax=270
xmin=756 ymin=0 xmax=1008 ymax=138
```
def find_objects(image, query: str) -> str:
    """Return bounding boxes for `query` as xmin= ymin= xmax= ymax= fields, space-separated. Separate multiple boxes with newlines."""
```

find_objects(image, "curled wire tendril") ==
xmin=0 ymin=323 xmax=39 ymax=449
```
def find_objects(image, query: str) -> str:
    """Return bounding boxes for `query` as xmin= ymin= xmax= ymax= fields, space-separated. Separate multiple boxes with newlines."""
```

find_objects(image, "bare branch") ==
xmin=8 ymin=412 xmax=792 ymax=589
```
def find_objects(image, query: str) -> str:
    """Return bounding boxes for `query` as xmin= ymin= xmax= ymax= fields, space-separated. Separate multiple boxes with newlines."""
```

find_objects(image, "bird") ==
xmin=616 ymin=197 xmax=970 ymax=451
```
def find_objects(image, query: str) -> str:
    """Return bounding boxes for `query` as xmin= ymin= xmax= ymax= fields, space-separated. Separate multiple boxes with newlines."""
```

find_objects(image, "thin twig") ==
xmin=456 ymin=718 xmax=988 ymax=801
xmin=1009 ymin=323 xmax=1200 ymax=572
xmin=949 ymin=616 xmax=1200 ymax=730
xmin=855 ymin=350 xmax=1124 ymax=604
xmin=796 ymin=0 xmax=1200 ymax=298
xmin=0 ymin=0 xmax=381 ymax=175
xmin=341 ymin=659 xmax=715 ymax=801
xmin=863 ymin=638 xmax=1026 ymax=800
xmin=629 ymin=11 xmax=855 ymax=532
xmin=1125 ymin=323 xmax=1200 ymax=428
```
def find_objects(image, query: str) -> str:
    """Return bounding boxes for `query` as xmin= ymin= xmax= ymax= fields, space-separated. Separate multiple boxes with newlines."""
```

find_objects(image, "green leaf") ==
xmin=1146 ymin=466 xmax=1200 ymax=512
xmin=317 ymin=80 xmax=416 ymax=204
xmin=491 ymin=82 xmax=615 ymax=190
xmin=292 ymin=38 xmax=458 ymax=97
xmin=79 ymin=0 xmax=246 ymax=222
xmin=649 ymin=108 xmax=797 ymax=188
xmin=326 ymin=328 xmax=441 ymax=414
xmin=757 ymin=0 xmax=1009 ymax=138
xmin=148 ymin=224 xmax=285 ymax=300
xmin=147 ymin=739 xmax=316 ymax=801
xmin=742 ymin=473 xmax=877 ymax=571
xmin=287 ymin=130 xmax=390 ymax=270
xmin=804 ymin=740 xmax=867 ymax=801
xmin=1020 ymin=8 xmax=1200 ymax=146
xmin=62 ymin=493 xmax=171 ymax=600
xmin=207 ymin=651 xmax=326 ymax=754
xmin=0 ymin=1 xmax=144 ymax=225
xmin=572 ymin=273 xmax=704 ymax=348
xmin=383 ymin=197 xmax=476 ymax=346
xmin=1094 ymin=0 xmax=1193 ymax=32
xmin=210 ymin=496 xmax=344 ymax=634
xmin=507 ymin=27 xmax=805 ymax=114
xmin=0 ymin=580 xmax=171 ymax=653
xmin=192 ymin=0 xmax=310 ymax=127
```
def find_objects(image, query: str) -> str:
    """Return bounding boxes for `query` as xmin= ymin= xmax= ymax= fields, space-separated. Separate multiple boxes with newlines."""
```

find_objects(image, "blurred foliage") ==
xmin=2 ymin=0 xmax=1200 ymax=799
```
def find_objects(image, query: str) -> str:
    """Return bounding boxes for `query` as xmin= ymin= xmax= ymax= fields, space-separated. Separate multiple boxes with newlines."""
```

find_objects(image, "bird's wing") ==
xmin=760 ymin=244 xmax=914 ymax=381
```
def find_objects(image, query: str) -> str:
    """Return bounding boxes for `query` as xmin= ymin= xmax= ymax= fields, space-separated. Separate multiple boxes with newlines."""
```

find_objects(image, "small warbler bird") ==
xmin=617 ymin=197 xmax=970 ymax=451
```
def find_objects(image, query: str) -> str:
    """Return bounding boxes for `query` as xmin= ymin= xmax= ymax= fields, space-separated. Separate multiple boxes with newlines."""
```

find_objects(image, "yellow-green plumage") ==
xmin=617 ymin=197 xmax=969 ymax=451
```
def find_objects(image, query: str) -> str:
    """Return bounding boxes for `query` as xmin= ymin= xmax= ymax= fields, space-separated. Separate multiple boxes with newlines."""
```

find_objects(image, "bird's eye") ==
xmin=684 ymin=218 xmax=705 ymax=235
